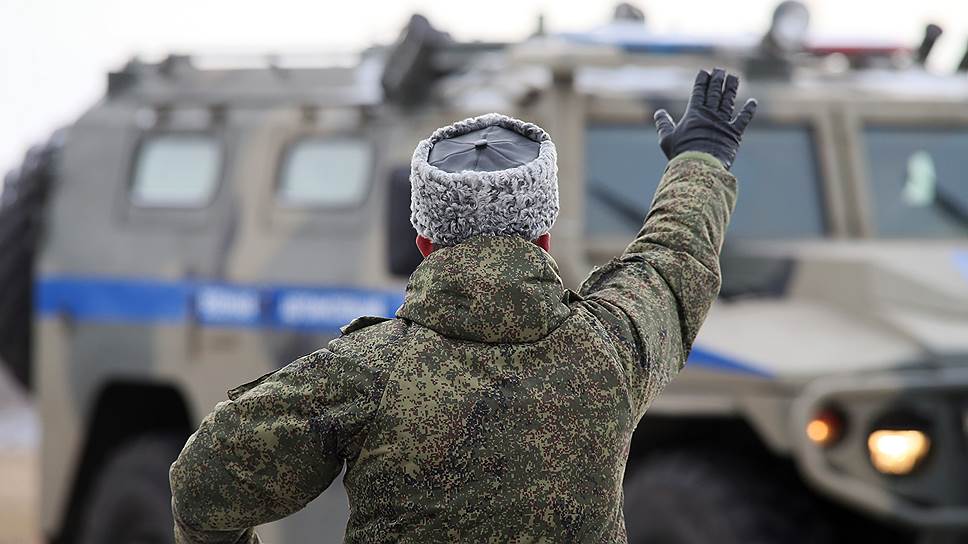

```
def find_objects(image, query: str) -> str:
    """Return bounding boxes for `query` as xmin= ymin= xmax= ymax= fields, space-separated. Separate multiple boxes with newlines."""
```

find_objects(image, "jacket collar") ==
xmin=397 ymin=235 xmax=570 ymax=343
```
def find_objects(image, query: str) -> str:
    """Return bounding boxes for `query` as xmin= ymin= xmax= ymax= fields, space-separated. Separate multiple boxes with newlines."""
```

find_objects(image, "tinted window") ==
xmin=131 ymin=135 xmax=220 ymax=207
xmin=585 ymin=124 xmax=825 ymax=240
xmin=277 ymin=139 xmax=371 ymax=207
xmin=864 ymin=126 xmax=968 ymax=238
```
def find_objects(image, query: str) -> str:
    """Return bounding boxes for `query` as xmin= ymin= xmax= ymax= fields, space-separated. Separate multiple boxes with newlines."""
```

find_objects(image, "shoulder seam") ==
xmin=340 ymin=315 xmax=392 ymax=336
xmin=344 ymin=319 xmax=408 ymax=463
xmin=572 ymin=304 xmax=637 ymax=418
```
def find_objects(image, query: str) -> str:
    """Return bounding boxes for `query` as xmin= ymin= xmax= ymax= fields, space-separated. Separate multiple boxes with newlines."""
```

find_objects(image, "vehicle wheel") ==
xmin=78 ymin=433 xmax=186 ymax=544
xmin=624 ymin=452 xmax=831 ymax=544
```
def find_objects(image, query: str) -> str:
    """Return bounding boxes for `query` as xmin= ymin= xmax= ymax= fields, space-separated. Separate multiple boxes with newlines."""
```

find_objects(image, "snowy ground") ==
xmin=0 ymin=365 xmax=40 ymax=544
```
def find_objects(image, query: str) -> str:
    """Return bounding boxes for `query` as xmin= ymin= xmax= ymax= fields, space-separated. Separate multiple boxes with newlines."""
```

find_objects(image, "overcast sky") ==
xmin=2 ymin=0 xmax=967 ymax=172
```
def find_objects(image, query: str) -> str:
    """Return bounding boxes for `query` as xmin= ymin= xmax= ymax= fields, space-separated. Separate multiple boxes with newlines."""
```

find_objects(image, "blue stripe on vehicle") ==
xmin=954 ymin=251 xmax=968 ymax=282
xmin=686 ymin=346 xmax=772 ymax=378
xmin=35 ymin=275 xmax=769 ymax=377
xmin=36 ymin=275 xmax=405 ymax=331
xmin=35 ymin=276 xmax=192 ymax=324
xmin=557 ymin=33 xmax=716 ymax=55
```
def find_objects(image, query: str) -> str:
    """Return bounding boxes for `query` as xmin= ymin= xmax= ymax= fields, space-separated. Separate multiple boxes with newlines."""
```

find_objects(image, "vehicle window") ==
xmin=585 ymin=123 xmax=825 ymax=240
xmin=277 ymin=138 xmax=371 ymax=207
xmin=863 ymin=126 xmax=968 ymax=238
xmin=130 ymin=135 xmax=220 ymax=207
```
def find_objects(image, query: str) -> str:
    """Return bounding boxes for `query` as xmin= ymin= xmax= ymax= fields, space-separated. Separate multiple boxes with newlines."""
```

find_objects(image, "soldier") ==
xmin=169 ymin=68 xmax=757 ymax=543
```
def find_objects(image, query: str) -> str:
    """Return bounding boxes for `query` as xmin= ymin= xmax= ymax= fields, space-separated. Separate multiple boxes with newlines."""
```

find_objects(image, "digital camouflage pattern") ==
xmin=169 ymin=151 xmax=737 ymax=543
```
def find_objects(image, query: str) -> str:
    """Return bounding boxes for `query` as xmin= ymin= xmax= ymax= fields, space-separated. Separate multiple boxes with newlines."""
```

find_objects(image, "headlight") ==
xmin=805 ymin=408 xmax=843 ymax=447
xmin=867 ymin=430 xmax=931 ymax=475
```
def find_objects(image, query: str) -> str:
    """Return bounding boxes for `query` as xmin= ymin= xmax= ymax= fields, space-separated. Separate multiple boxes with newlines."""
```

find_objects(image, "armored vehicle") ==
xmin=2 ymin=2 xmax=967 ymax=542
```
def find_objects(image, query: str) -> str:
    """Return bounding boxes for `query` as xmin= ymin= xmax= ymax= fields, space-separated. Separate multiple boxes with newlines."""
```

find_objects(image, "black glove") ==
xmin=654 ymin=68 xmax=757 ymax=170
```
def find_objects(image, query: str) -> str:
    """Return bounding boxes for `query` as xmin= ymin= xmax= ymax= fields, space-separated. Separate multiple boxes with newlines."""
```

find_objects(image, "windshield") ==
xmin=863 ymin=126 xmax=968 ymax=238
xmin=585 ymin=123 xmax=825 ymax=240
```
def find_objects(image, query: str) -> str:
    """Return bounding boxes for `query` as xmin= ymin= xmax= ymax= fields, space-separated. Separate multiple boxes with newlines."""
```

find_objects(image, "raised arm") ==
xmin=578 ymin=68 xmax=756 ymax=414
xmin=169 ymin=346 xmax=388 ymax=544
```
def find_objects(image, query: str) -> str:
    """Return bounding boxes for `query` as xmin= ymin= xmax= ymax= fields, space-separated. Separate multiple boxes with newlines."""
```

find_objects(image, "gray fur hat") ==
xmin=409 ymin=113 xmax=559 ymax=247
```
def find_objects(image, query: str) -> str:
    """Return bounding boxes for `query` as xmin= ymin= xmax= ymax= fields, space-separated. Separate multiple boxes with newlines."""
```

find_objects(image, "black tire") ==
xmin=77 ymin=433 xmax=185 ymax=544
xmin=624 ymin=452 xmax=832 ymax=544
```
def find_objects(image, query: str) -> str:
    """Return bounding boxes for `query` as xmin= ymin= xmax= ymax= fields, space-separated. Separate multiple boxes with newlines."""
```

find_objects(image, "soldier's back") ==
xmin=336 ymin=236 xmax=637 ymax=543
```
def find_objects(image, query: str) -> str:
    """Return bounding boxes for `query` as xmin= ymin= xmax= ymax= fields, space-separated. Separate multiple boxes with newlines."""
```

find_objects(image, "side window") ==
xmin=863 ymin=126 xmax=968 ymax=238
xmin=584 ymin=123 xmax=826 ymax=240
xmin=130 ymin=134 xmax=220 ymax=207
xmin=728 ymin=125 xmax=825 ymax=239
xmin=585 ymin=124 xmax=665 ymax=236
xmin=277 ymin=138 xmax=372 ymax=207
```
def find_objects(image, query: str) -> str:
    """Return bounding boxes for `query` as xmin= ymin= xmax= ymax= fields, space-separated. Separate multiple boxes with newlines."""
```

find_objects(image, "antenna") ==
xmin=915 ymin=24 xmax=943 ymax=66
xmin=533 ymin=13 xmax=546 ymax=37
xmin=957 ymin=38 xmax=968 ymax=72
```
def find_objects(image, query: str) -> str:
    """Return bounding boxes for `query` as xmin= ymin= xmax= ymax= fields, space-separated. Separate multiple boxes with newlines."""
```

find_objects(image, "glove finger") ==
xmin=719 ymin=73 xmax=739 ymax=114
xmin=732 ymin=98 xmax=758 ymax=132
xmin=653 ymin=109 xmax=676 ymax=139
xmin=706 ymin=68 xmax=726 ymax=108
xmin=691 ymin=69 xmax=711 ymax=104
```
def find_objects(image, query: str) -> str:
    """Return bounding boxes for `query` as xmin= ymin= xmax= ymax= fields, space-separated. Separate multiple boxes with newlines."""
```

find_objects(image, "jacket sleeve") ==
xmin=169 ymin=347 xmax=387 ymax=544
xmin=577 ymin=151 xmax=737 ymax=416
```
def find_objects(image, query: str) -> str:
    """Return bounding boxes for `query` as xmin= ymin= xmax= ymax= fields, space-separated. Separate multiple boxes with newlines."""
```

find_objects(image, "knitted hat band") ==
xmin=409 ymin=113 xmax=559 ymax=247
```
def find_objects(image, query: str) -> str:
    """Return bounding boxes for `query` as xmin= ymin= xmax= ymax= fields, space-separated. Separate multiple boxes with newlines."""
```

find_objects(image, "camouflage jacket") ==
xmin=169 ymin=152 xmax=737 ymax=543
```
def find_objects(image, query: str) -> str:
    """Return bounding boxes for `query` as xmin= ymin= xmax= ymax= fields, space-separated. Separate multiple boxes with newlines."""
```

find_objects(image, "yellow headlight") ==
xmin=867 ymin=430 xmax=930 ymax=475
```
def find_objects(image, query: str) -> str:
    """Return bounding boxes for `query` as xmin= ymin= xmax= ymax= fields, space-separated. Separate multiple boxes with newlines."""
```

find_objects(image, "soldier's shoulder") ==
xmin=340 ymin=315 xmax=393 ymax=335
xmin=329 ymin=316 xmax=411 ymax=359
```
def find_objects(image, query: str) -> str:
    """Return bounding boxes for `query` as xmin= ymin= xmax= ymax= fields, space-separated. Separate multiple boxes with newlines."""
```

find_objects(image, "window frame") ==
xmin=727 ymin=119 xmax=829 ymax=241
xmin=844 ymin=101 xmax=968 ymax=240
xmin=860 ymin=123 xmax=968 ymax=239
xmin=578 ymin=93 xmax=845 ymax=265
xmin=126 ymin=130 xmax=226 ymax=210
xmin=581 ymin=117 xmax=831 ymax=243
xmin=273 ymin=135 xmax=375 ymax=211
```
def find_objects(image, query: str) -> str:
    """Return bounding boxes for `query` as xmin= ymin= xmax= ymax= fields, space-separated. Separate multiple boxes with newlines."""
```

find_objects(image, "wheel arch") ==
xmin=52 ymin=380 xmax=192 ymax=544
xmin=627 ymin=414 xmax=777 ymax=469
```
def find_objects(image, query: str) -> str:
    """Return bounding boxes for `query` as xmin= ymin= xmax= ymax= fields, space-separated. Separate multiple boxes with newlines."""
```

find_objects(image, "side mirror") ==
xmin=386 ymin=167 xmax=423 ymax=277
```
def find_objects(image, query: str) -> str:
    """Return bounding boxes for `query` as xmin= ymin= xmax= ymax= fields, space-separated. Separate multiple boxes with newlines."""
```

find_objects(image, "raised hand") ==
xmin=654 ymin=68 xmax=758 ymax=170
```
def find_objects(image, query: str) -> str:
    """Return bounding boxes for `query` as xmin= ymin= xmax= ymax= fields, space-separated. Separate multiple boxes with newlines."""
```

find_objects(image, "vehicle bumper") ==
xmin=792 ymin=365 xmax=968 ymax=530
